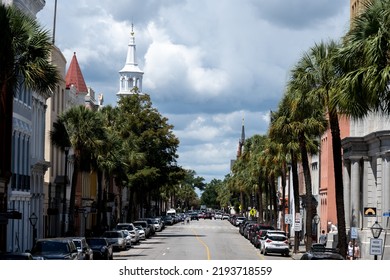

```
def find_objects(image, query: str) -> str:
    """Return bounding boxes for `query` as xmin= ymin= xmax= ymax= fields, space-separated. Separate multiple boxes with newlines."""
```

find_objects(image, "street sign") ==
xmin=249 ymin=208 xmax=257 ymax=216
xmin=351 ymin=227 xmax=358 ymax=239
xmin=285 ymin=214 xmax=293 ymax=224
xmin=294 ymin=213 xmax=302 ymax=231
xmin=370 ymin=238 xmax=383 ymax=255
xmin=383 ymin=212 xmax=390 ymax=217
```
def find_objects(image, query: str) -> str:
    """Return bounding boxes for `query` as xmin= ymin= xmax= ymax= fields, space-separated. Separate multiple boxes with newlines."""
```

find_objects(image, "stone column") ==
xmin=350 ymin=158 xmax=360 ymax=227
xmin=383 ymin=153 xmax=390 ymax=217
xmin=343 ymin=159 xmax=351 ymax=227
xmin=362 ymin=157 xmax=370 ymax=228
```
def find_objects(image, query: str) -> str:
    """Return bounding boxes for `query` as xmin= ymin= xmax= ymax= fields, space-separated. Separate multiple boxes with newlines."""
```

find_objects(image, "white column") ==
xmin=343 ymin=159 xmax=351 ymax=227
xmin=383 ymin=154 xmax=390 ymax=217
xmin=350 ymin=158 xmax=360 ymax=227
xmin=361 ymin=157 xmax=370 ymax=228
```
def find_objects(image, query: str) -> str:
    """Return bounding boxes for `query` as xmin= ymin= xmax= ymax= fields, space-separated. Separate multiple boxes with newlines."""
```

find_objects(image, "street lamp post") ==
xmin=61 ymin=146 xmax=70 ymax=236
xmin=83 ymin=210 xmax=88 ymax=237
xmin=371 ymin=221 xmax=383 ymax=260
xmin=29 ymin=212 xmax=38 ymax=247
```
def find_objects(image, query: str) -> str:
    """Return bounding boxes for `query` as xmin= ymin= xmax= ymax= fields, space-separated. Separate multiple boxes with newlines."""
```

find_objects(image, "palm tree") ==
xmin=337 ymin=0 xmax=390 ymax=117
xmin=286 ymin=55 xmax=329 ymax=250
xmin=0 ymin=4 xmax=60 ymax=251
xmin=294 ymin=40 xmax=349 ymax=256
xmin=51 ymin=105 xmax=105 ymax=235
xmin=269 ymin=95 xmax=302 ymax=252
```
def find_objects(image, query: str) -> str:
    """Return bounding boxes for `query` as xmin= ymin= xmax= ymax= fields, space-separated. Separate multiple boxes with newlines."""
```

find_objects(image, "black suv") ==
xmin=300 ymin=244 xmax=344 ymax=260
xmin=86 ymin=237 xmax=113 ymax=260
xmin=28 ymin=238 xmax=81 ymax=260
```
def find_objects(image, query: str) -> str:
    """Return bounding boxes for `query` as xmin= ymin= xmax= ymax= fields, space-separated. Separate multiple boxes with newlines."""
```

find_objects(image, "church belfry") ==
xmin=117 ymin=24 xmax=144 ymax=97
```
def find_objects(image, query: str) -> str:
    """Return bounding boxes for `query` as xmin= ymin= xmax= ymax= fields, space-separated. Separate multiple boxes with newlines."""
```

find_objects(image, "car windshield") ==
xmin=87 ymin=239 xmax=105 ymax=246
xmin=116 ymin=224 xmax=134 ymax=230
xmin=103 ymin=231 xmax=121 ymax=238
xmin=32 ymin=241 xmax=69 ymax=253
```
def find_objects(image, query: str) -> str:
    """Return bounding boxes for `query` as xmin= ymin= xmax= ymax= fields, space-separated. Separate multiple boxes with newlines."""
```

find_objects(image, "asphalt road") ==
xmin=114 ymin=219 xmax=290 ymax=260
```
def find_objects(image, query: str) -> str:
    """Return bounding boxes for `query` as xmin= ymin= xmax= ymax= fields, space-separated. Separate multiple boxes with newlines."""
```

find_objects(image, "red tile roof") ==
xmin=65 ymin=52 xmax=88 ymax=93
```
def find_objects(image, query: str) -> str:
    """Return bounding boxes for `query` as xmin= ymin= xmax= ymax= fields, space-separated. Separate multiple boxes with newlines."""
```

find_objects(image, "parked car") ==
xmin=121 ymin=230 xmax=132 ymax=248
xmin=162 ymin=215 xmax=174 ymax=225
xmin=214 ymin=212 xmax=222 ymax=219
xmin=260 ymin=234 xmax=290 ymax=256
xmin=27 ymin=237 xmax=81 ymax=260
xmin=204 ymin=212 xmax=213 ymax=219
xmin=300 ymin=245 xmax=344 ymax=260
xmin=135 ymin=225 xmax=146 ymax=240
xmin=102 ymin=230 xmax=127 ymax=251
xmin=139 ymin=219 xmax=156 ymax=236
xmin=86 ymin=237 xmax=113 ymax=260
xmin=222 ymin=213 xmax=230 ymax=220
xmin=235 ymin=216 xmax=246 ymax=227
xmin=115 ymin=223 xmax=140 ymax=244
xmin=72 ymin=237 xmax=94 ymax=260
xmin=133 ymin=221 xmax=151 ymax=238
xmin=0 ymin=252 xmax=34 ymax=260
xmin=253 ymin=226 xmax=275 ymax=248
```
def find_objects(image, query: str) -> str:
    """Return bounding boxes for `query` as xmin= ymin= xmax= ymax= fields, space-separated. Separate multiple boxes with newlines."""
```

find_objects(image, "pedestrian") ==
xmin=347 ymin=240 xmax=360 ymax=260
xmin=319 ymin=230 xmax=327 ymax=246
xmin=353 ymin=240 xmax=360 ymax=260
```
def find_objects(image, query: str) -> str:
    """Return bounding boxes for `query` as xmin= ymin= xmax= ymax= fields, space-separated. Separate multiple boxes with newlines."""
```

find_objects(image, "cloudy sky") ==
xmin=37 ymin=0 xmax=350 ymax=183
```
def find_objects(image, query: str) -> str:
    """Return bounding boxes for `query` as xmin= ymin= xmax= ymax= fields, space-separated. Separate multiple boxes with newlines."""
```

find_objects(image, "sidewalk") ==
xmin=290 ymin=243 xmax=306 ymax=260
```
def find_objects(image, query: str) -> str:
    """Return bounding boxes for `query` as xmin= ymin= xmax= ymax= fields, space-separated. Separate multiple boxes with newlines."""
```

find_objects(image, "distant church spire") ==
xmin=237 ymin=115 xmax=245 ymax=158
xmin=117 ymin=24 xmax=144 ymax=97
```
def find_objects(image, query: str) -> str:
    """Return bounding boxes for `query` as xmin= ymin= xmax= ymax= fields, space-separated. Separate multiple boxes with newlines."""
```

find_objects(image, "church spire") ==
xmin=117 ymin=24 xmax=144 ymax=97
xmin=237 ymin=115 xmax=245 ymax=158
xmin=65 ymin=52 xmax=88 ymax=94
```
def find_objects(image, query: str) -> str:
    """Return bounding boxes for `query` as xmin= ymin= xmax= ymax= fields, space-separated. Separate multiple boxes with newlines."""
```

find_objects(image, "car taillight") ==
xmin=284 ymin=240 xmax=289 ymax=244
xmin=266 ymin=239 xmax=272 ymax=243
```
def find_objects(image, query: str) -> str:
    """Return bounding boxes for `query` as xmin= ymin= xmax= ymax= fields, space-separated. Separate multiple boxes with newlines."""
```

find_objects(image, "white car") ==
xmin=214 ymin=212 xmax=222 ymax=219
xmin=135 ymin=225 xmax=146 ymax=240
xmin=222 ymin=214 xmax=230 ymax=220
xmin=115 ymin=223 xmax=140 ymax=244
xmin=260 ymin=233 xmax=290 ymax=256
xmin=235 ymin=217 xmax=246 ymax=226
xmin=121 ymin=230 xmax=132 ymax=248
xmin=102 ymin=230 xmax=127 ymax=251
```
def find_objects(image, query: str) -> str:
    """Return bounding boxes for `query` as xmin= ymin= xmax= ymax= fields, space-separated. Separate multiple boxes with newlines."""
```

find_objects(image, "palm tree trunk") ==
xmin=291 ymin=150 xmax=301 ymax=253
xmin=329 ymin=110 xmax=347 ymax=258
xmin=281 ymin=162 xmax=287 ymax=232
xmin=257 ymin=177 xmax=264 ymax=223
xmin=68 ymin=164 xmax=79 ymax=235
xmin=299 ymin=132 xmax=313 ymax=251
xmin=96 ymin=170 xmax=103 ymax=230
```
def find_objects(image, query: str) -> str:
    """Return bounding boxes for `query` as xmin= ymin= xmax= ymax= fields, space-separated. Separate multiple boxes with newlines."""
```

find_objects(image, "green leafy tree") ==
xmin=201 ymin=179 xmax=222 ymax=210
xmin=115 ymin=93 xmax=180 ymax=219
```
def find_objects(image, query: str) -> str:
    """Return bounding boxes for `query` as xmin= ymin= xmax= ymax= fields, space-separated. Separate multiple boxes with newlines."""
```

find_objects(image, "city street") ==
xmin=114 ymin=219 xmax=291 ymax=260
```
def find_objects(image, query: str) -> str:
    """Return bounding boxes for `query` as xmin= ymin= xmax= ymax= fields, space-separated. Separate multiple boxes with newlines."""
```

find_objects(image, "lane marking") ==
xmin=192 ymin=228 xmax=211 ymax=260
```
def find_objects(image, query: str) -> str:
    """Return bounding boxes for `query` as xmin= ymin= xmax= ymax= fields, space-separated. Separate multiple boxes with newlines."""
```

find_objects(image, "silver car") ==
xmin=102 ymin=230 xmax=127 ymax=251
xmin=115 ymin=223 xmax=140 ymax=244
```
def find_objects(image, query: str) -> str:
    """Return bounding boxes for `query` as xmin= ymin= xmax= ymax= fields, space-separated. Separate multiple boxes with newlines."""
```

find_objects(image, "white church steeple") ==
xmin=117 ymin=24 xmax=144 ymax=97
